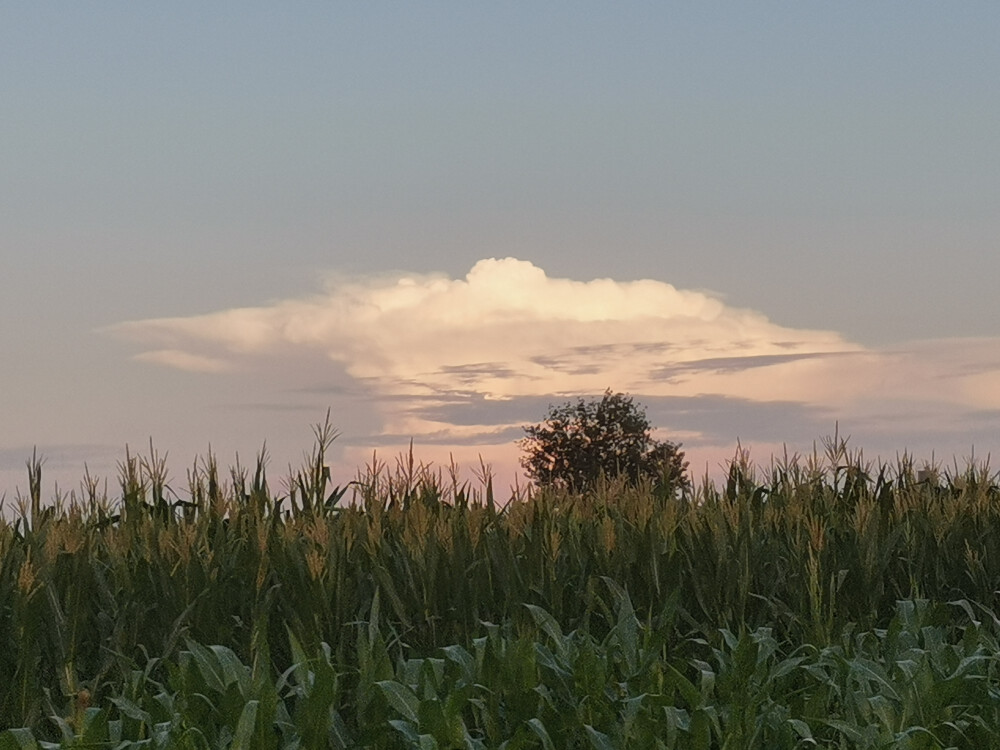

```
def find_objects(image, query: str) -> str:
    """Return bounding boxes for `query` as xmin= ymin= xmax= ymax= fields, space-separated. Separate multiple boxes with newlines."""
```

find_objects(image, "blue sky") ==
xmin=2 ymin=4 xmax=999 ymax=498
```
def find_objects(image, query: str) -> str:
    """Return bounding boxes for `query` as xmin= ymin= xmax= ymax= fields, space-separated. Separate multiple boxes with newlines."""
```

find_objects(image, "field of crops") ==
xmin=3 ymin=427 xmax=1000 ymax=748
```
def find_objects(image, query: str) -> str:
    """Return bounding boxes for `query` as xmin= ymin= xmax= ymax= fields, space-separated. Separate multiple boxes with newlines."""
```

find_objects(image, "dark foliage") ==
xmin=519 ymin=390 xmax=689 ymax=493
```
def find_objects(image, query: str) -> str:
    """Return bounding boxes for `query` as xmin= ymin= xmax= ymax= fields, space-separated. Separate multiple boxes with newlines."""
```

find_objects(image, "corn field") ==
xmin=2 ymin=423 xmax=1000 ymax=748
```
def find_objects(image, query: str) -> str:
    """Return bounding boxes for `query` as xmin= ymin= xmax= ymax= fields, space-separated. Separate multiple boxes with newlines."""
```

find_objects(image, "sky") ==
xmin=2 ymin=3 xmax=999 ymax=501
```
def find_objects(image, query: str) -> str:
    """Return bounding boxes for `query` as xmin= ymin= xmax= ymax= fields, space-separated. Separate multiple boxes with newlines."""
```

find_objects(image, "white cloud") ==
xmin=112 ymin=257 xmax=856 ymax=395
xmin=108 ymin=258 xmax=1000 ymax=474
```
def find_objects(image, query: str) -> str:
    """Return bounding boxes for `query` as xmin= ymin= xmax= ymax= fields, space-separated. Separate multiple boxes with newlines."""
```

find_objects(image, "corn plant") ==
xmin=3 ymin=424 xmax=1000 ymax=746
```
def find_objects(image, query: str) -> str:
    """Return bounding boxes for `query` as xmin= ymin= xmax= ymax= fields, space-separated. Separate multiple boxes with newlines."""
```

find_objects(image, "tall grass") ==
xmin=2 ymin=420 xmax=999 ymax=742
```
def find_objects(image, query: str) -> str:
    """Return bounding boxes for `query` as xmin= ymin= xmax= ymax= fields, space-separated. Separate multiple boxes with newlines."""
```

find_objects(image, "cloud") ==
xmin=107 ymin=258 xmax=1000 ymax=474
xmin=111 ymin=257 xmax=855 ymax=393
xmin=134 ymin=349 xmax=232 ymax=373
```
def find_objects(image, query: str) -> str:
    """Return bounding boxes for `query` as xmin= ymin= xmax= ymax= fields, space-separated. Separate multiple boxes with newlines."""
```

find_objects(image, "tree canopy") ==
xmin=519 ymin=390 xmax=689 ymax=493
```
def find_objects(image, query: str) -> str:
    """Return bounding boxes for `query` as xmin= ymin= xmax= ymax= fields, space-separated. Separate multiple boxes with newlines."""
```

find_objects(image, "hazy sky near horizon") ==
xmin=2 ymin=4 xmax=999 ymax=498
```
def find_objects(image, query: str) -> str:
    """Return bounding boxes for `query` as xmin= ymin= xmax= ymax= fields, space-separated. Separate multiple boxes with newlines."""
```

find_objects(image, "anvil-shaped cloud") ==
xmin=111 ymin=257 xmax=855 ymax=392
xmin=108 ymin=258 xmax=1000 ymax=472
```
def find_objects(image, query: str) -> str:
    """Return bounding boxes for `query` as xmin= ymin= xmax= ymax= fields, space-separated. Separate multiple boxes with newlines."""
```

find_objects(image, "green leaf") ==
xmin=584 ymin=725 xmax=615 ymax=750
xmin=822 ymin=719 xmax=867 ymax=743
xmin=378 ymin=680 xmax=421 ymax=724
xmin=389 ymin=719 xmax=420 ymax=744
xmin=211 ymin=644 xmax=252 ymax=693
xmin=689 ymin=708 xmax=713 ymax=750
xmin=0 ymin=730 xmax=40 ymax=750
xmin=691 ymin=659 xmax=716 ymax=699
xmin=369 ymin=588 xmax=381 ymax=646
xmin=787 ymin=718 xmax=815 ymax=744
xmin=184 ymin=639 xmax=229 ymax=695
xmin=110 ymin=696 xmax=153 ymax=725
xmin=441 ymin=644 xmax=476 ymax=683
xmin=523 ymin=604 xmax=568 ymax=660
xmin=230 ymin=699 xmax=259 ymax=750
xmin=849 ymin=658 xmax=900 ymax=701
xmin=329 ymin=708 xmax=354 ymax=750
xmin=78 ymin=707 xmax=111 ymax=744
xmin=47 ymin=716 xmax=74 ymax=744
xmin=665 ymin=664 xmax=702 ymax=709
xmin=527 ymin=718 xmax=556 ymax=750
xmin=285 ymin=625 xmax=311 ymax=687
xmin=601 ymin=577 xmax=639 ymax=673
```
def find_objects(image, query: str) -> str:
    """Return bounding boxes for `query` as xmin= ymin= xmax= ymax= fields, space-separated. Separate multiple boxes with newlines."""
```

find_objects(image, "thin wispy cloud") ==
xmin=134 ymin=349 xmax=233 ymax=373
xmin=108 ymin=258 xmax=1000 ymax=471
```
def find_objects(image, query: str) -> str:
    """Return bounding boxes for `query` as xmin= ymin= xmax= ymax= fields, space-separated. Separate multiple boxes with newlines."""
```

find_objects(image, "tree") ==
xmin=519 ymin=390 xmax=689 ymax=493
